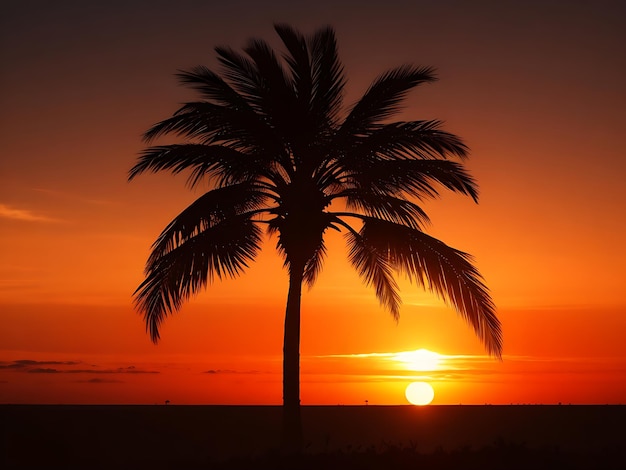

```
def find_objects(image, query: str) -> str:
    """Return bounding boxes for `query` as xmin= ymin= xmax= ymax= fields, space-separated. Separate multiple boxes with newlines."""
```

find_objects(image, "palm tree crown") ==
xmin=129 ymin=24 xmax=501 ymax=418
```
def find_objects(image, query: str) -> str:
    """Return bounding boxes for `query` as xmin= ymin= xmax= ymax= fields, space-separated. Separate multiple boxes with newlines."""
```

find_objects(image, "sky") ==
xmin=1 ymin=0 xmax=625 ymax=405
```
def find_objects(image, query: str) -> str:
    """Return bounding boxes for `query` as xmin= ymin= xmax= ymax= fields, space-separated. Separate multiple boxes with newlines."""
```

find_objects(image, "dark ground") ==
xmin=1 ymin=405 xmax=624 ymax=469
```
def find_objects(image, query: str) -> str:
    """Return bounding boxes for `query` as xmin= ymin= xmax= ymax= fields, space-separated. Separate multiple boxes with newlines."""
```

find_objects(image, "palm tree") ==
xmin=129 ymin=24 xmax=502 ymax=451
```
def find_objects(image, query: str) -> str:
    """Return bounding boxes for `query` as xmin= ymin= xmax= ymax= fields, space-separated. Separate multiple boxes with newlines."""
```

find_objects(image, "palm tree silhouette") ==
xmin=129 ymin=24 xmax=502 ymax=451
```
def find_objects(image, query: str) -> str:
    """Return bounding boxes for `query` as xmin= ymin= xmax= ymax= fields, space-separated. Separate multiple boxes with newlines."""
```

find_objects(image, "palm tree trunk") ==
xmin=282 ymin=262 xmax=304 ymax=452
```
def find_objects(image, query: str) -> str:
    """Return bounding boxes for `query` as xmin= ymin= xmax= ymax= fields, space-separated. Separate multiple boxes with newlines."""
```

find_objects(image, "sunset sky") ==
xmin=1 ymin=0 xmax=625 ymax=405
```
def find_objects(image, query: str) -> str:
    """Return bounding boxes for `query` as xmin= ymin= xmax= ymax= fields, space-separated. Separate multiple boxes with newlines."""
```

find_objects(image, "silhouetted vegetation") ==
xmin=213 ymin=441 xmax=625 ymax=470
xmin=129 ymin=24 xmax=503 ymax=450
xmin=3 ymin=405 xmax=624 ymax=469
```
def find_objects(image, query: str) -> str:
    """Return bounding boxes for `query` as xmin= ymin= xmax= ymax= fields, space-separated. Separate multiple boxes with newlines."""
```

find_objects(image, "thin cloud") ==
xmin=314 ymin=350 xmax=579 ymax=364
xmin=28 ymin=368 xmax=61 ymax=373
xmin=17 ymin=360 xmax=81 ymax=365
xmin=0 ymin=362 xmax=31 ymax=369
xmin=115 ymin=367 xmax=159 ymax=374
xmin=1 ymin=359 xmax=158 ymax=374
xmin=0 ymin=203 xmax=58 ymax=222
xmin=28 ymin=368 xmax=160 ymax=375
xmin=75 ymin=378 xmax=123 ymax=384
xmin=315 ymin=350 xmax=490 ymax=360
xmin=204 ymin=369 xmax=260 ymax=375
xmin=308 ymin=349 xmax=626 ymax=380
xmin=303 ymin=351 xmax=626 ymax=384
xmin=0 ymin=360 xmax=80 ymax=369
xmin=318 ymin=352 xmax=400 ymax=359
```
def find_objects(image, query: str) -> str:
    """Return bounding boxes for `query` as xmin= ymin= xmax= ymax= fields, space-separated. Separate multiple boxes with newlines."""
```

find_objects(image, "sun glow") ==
xmin=394 ymin=348 xmax=441 ymax=371
xmin=405 ymin=382 xmax=435 ymax=405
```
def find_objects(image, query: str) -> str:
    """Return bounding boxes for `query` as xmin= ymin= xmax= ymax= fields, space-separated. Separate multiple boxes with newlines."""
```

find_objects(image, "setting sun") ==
xmin=405 ymin=382 xmax=435 ymax=405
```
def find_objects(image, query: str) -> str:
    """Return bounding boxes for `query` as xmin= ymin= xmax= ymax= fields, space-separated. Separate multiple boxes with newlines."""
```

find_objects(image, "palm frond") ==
xmin=176 ymin=66 xmax=252 ymax=110
xmin=345 ymin=227 xmax=402 ymax=319
xmin=345 ymin=120 xmax=469 ymax=161
xmin=399 ymin=120 xmax=468 ymax=159
xmin=405 ymin=159 xmax=479 ymax=201
xmin=143 ymin=102 xmax=221 ymax=143
xmin=340 ymin=159 xmax=479 ymax=202
xmin=143 ymin=101 xmax=286 ymax=160
xmin=244 ymin=38 xmax=297 ymax=120
xmin=215 ymin=46 xmax=264 ymax=107
xmin=144 ymin=101 xmax=266 ymax=147
xmin=134 ymin=215 xmax=263 ymax=342
xmin=358 ymin=218 xmax=502 ymax=357
xmin=341 ymin=65 xmax=436 ymax=135
xmin=130 ymin=143 xmax=285 ymax=189
xmin=309 ymin=26 xmax=345 ymax=128
xmin=148 ymin=183 xmax=269 ymax=265
xmin=274 ymin=24 xmax=312 ymax=108
xmin=340 ymin=191 xmax=430 ymax=229
xmin=128 ymin=144 xmax=259 ymax=184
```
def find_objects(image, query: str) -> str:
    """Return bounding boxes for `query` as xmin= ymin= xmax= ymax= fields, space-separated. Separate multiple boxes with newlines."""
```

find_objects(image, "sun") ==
xmin=405 ymin=382 xmax=435 ymax=406
xmin=394 ymin=348 xmax=441 ymax=371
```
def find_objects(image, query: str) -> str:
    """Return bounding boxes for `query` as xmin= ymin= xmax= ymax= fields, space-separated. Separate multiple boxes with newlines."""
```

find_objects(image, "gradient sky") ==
xmin=1 ymin=0 xmax=625 ymax=405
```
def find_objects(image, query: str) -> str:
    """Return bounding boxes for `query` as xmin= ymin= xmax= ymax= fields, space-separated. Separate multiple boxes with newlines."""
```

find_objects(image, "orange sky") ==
xmin=1 ymin=0 xmax=625 ymax=405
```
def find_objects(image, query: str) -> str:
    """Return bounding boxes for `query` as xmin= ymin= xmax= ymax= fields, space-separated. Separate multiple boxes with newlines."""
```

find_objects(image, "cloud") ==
xmin=316 ymin=350 xmax=493 ymax=360
xmin=204 ymin=369 xmax=261 ymax=375
xmin=75 ymin=378 xmax=123 ymax=384
xmin=28 ymin=368 xmax=61 ymax=373
xmin=18 ymin=360 xmax=80 ymax=366
xmin=59 ymin=368 xmax=159 ymax=375
xmin=114 ymin=366 xmax=159 ymax=374
xmin=204 ymin=369 xmax=236 ymax=374
xmin=0 ymin=203 xmax=57 ymax=222
xmin=303 ymin=350 xmax=626 ymax=384
xmin=0 ymin=362 xmax=28 ymax=370
xmin=0 ymin=360 xmax=80 ymax=369
xmin=1 ymin=360 xmax=158 ymax=374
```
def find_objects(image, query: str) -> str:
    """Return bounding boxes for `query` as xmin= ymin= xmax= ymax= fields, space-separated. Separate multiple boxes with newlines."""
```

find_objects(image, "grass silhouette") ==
xmin=2 ymin=404 xmax=624 ymax=469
